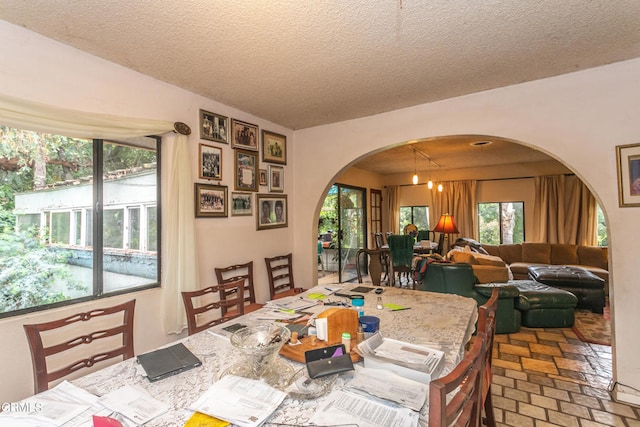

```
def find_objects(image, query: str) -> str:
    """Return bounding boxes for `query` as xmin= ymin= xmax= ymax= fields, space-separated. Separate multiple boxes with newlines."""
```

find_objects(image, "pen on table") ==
xmin=391 ymin=307 xmax=411 ymax=311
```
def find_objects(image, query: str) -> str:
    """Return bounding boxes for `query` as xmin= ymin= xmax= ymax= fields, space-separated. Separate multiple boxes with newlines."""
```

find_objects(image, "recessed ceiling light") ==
xmin=470 ymin=140 xmax=493 ymax=147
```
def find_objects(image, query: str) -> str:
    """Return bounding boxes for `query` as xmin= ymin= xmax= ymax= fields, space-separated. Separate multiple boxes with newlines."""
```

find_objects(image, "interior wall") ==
xmin=0 ymin=21 xmax=294 ymax=401
xmin=293 ymin=58 xmax=640 ymax=402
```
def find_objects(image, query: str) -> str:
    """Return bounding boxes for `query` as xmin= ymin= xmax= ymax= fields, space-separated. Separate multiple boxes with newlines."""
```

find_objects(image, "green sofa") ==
xmin=415 ymin=262 xmax=579 ymax=332
xmin=415 ymin=262 xmax=521 ymax=334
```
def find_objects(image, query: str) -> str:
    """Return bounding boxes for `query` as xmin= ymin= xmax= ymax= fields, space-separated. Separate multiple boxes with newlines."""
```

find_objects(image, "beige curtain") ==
xmin=565 ymin=176 xmax=598 ymax=246
xmin=533 ymin=174 xmax=597 ymax=245
xmin=431 ymin=180 xmax=476 ymax=241
xmin=0 ymin=93 xmax=196 ymax=335
xmin=386 ymin=185 xmax=400 ymax=234
xmin=533 ymin=175 xmax=565 ymax=243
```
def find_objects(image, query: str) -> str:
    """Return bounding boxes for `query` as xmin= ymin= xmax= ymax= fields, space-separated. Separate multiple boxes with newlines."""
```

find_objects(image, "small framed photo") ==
xmin=231 ymin=119 xmax=259 ymax=151
xmin=235 ymin=149 xmax=258 ymax=192
xmin=231 ymin=192 xmax=253 ymax=216
xmin=199 ymin=144 xmax=222 ymax=180
xmin=195 ymin=183 xmax=227 ymax=217
xmin=262 ymin=130 xmax=287 ymax=165
xmin=259 ymin=169 xmax=268 ymax=187
xmin=268 ymin=165 xmax=284 ymax=193
xmin=257 ymin=194 xmax=288 ymax=230
xmin=199 ymin=109 xmax=228 ymax=144
xmin=616 ymin=143 xmax=640 ymax=207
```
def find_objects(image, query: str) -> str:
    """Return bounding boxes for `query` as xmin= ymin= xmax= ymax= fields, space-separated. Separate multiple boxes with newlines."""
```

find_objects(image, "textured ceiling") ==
xmin=1 ymin=0 xmax=640 ymax=132
xmin=2 ymin=1 xmax=639 ymax=174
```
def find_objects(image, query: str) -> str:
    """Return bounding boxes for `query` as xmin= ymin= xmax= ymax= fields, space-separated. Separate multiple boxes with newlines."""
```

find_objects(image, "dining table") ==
xmin=27 ymin=284 xmax=478 ymax=427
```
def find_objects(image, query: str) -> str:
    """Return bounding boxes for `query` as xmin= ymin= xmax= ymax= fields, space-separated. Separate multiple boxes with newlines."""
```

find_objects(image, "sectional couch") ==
xmin=480 ymin=242 xmax=609 ymax=294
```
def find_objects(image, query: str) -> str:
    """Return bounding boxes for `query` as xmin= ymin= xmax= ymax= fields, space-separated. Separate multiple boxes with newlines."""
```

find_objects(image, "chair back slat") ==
xmin=215 ymin=261 xmax=257 ymax=315
xmin=24 ymin=299 xmax=136 ymax=394
xmin=182 ymin=280 xmax=245 ymax=335
xmin=265 ymin=253 xmax=302 ymax=300
xmin=429 ymin=332 xmax=486 ymax=427
xmin=478 ymin=287 xmax=499 ymax=427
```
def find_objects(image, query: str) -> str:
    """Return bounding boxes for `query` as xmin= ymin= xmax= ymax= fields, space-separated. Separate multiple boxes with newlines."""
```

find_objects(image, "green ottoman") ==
xmin=510 ymin=280 xmax=578 ymax=328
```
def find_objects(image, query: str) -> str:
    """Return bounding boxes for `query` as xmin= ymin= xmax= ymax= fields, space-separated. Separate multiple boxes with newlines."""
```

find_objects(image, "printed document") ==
xmin=347 ymin=367 xmax=428 ymax=411
xmin=309 ymin=389 xmax=418 ymax=427
xmin=189 ymin=375 xmax=287 ymax=427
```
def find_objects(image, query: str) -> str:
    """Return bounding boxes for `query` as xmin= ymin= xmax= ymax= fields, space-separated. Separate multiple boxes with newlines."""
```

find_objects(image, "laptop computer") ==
xmin=137 ymin=342 xmax=202 ymax=382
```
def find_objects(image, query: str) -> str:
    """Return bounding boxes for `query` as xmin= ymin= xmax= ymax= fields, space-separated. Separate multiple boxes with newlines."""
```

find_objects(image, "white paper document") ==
xmin=347 ymin=367 xmax=428 ymax=411
xmin=0 ymin=381 xmax=111 ymax=427
xmin=309 ymin=389 xmax=419 ymax=427
xmin=189 ymin=374 xmax=287 ymax=427
xmin=265 ymin=295 xmax=319 ymax=311
xmin=99 ymin=385 xmax=169 ymax=425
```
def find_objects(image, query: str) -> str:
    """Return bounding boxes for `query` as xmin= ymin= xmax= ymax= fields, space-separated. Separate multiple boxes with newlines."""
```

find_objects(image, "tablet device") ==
xmin=137 ymin=343 xmax=202 ymax=382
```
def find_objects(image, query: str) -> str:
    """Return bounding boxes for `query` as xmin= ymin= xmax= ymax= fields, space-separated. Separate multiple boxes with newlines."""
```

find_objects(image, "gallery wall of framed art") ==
xmin=194 ymin=109 xmax=290 ymax=228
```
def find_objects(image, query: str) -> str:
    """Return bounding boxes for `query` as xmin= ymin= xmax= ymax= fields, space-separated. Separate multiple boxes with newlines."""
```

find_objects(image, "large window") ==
xmin=477 ymin=202 xmax=524 ymax=244
xmin=0 ymin=126 xmax=160 ymax=317
xmin=400 ymin=206 xmax=429 ymax=232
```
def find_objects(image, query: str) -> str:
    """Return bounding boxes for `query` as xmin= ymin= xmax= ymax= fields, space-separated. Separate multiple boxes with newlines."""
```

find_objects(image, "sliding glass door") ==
xmin=318 ymin=184 xmax=367 ymax=283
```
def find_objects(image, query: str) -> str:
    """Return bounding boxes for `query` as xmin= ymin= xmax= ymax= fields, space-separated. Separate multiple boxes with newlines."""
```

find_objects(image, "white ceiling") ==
xmin=2 ymin=1 xmax=640 ymax=174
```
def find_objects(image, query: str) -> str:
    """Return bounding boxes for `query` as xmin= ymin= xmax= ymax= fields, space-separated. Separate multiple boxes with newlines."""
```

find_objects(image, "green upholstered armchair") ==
xmin=387 ymin=234 xmax=416 ymax=287
xmin=416 ymin=262 xmax=521 ymax=334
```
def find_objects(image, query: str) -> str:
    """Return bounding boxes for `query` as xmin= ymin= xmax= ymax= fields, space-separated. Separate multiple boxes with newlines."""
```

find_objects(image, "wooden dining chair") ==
xmin=215 ymin=261 xmax=264 ymax=316
xmin=478 ymin=287 xmax=499 ymax=427
xmin=429 ymin=332 xmax=487 ymax=427
xmin=181 ymin=280 xmax=245 ymax=335
xmin=23 ymin=299 xmax=136 ymax=393
xmin=264 ymin=253 xmax=304 ymax=300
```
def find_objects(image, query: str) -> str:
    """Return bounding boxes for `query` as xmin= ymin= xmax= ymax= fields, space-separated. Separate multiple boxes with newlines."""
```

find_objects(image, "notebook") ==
xmin=137 ymin=343 xmax=202 ymax=382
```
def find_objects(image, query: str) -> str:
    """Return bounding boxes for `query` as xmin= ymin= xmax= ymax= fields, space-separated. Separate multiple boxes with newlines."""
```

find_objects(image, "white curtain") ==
xmin=0 ymin=93 xmax=196 ymax=334
xmin=163 ymin=134 xmax=198 ymax=334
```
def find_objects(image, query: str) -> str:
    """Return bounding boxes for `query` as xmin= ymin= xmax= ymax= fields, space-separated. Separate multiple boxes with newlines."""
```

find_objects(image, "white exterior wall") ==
xmin=1 ymin=19 xmax=639 ymax=404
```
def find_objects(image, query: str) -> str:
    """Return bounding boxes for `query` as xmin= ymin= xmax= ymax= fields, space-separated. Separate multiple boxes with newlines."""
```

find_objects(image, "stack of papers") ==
xmin=0 ymin=381 xmax=168 ymax=427
xmin=189 ymin=375 xmax=287 ymax=427
xmin=309 ymin=388 xmax=419 ymax=427
xmin=265 ymin=295 xmax=318 ymax=311
xmin=356 ymin=332 xmax=445 ymax=383
xmin=347 ymin=367 xmax=428 ymax=411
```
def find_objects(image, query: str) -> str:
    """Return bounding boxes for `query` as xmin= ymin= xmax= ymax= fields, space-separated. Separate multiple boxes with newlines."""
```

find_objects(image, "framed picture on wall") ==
xmin=256 ymin=194 xmax=287 ymax=230
xmin=268 ymin=165 xmax=284 ymax=193
xmin=262 ymin=130 xmax=286 ymax=165
xmin=198 ymin=144 xmax=222 ymax=180
xmin=616 ymin=142 xmax=640 ymax=207
xmin=234 ymin=149 xmax=258 ymax=192
xmin=259 ymin=168 xmax=268 ymax=187
xmin=231 ymin=119 xmax=259 ymax=151
xmin=199 ymin=109 xmax=228 ymax=144
xmin=231 ymin=192 xmax=253 ymax=216
xmin=195 ymin=183 xmax=227 ymax=217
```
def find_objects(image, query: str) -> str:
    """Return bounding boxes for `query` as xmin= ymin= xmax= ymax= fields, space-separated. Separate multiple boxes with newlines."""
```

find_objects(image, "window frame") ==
xmin=477 ymin=201 xmax=525 ymax=245
xmin=399 ymin=205 xmax=430 ymax=231
xmin=0 ymin=136 xmax=162 ymax=319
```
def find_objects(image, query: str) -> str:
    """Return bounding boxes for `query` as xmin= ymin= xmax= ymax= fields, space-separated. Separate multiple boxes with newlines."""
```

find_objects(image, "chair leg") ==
xmin=484 ymin=385 xmax=496 ymax=427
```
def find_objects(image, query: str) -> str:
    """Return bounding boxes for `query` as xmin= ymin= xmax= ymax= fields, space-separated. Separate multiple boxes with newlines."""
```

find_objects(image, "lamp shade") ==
xmin=432 ymin=214 xmax=459 ymax=234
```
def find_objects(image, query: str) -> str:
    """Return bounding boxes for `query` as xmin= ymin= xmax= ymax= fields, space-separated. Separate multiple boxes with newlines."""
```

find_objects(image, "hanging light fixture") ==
xmin=412 ymin=148 xmax=418 ymax=185
xmin=427 ymin=158 xmax=433 ymax=189
xmin=437 ymin=164 xmax=443 ymax=192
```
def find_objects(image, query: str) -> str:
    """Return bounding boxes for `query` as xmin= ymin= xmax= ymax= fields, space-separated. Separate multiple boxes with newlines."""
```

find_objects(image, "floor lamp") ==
xmin=432 ymin=213 xmax=459 ymax=255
